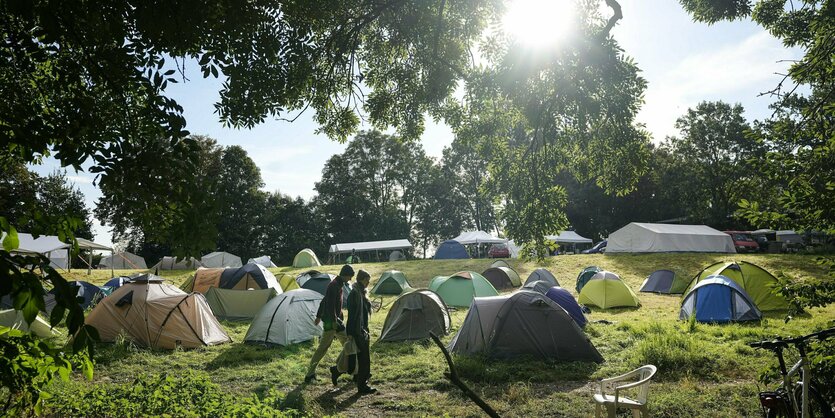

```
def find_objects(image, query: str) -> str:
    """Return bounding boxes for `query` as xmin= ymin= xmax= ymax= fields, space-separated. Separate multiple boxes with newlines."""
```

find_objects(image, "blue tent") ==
xmin=104 ymin=276 xmax=132 ymax=289
xmin=545 ymin=287 xmax=587 ymax=328
xmin=47 ymin=280 xmax=105 ymax=311
xmin=434 ymin=240 xmax=469 ymax=260
xmin=679 ymin=275 xmax=762 ymax=323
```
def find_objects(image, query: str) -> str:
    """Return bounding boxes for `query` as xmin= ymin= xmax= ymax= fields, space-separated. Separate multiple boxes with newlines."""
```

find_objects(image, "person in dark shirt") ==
xmin=331 ymin=269 xmax=376 ymax=394
xmin=304 ymin=264 xmax=353 ymax=383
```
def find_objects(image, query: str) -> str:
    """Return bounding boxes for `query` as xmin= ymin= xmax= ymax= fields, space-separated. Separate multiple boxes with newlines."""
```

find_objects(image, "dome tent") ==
xmin=278 ymin=274 xmax=300 ymax=292
xmin=490 ymin=260 xmax=511 ymax=269
xmin=679 ymin=275 xmax=762 ymax=323
xmin=481 ymin=266 xmax=522 ymax=289
xmin=204 ymin=287 xmax=277 ymax=321
xmin=200 ymin=251 xmax=243 ymax=268
xmin=248 ymin=255 xmax=278 ymax=268
xmin=379 ymin=289 xmax=450 ymax=342
xmin=545 ymin=287 xmax=587 ymax=328
xmin=98 ymin=251 xmax=147 ymax=269
xmin=389 ymin=250 xmax=407 ymax=261
xmin=45 ymin=281 xmax=105 ymax=313
xmin=297 ymin=271 xmax=350 ymax=306
xmin=152 ymin=256 xmax=203 ymax=270
xmin=686 ymin=261 xmax=788 ymax=311
xmin=433 ymin=240 xmax=469 ymax=260
xmin=0 ymin=310 xmax=59 ymax=338
xmin=639 ymin=269 xmax=685 ymax=294
xmin=522 ymin=280 xmax=553 ymax=295
xmin=429 ymin=271 xmax=499 ymax=308
xmin=85 ymin=274 xmax=230 ymax=349
xmin=184 ymin=263 xmax=281 ymax=294
xmin=524 ymin=268 xmax=559 ymax=288
xmin=575 ymin=266 xmax=601 ymax=293
xmin=292 ymin=249 xmax=321 ymax=268
xmin=577 ymin=271 xmax=640 ymax=309
xmin=104 ymin=276 xmax=132 ymax=289
xmin=245 ymin=289 xmax=323 ymax=346
xmin=371 ymin=271 xmax=412 ymax=296
xmin=447 ymin=291 xmax=603 ymax=362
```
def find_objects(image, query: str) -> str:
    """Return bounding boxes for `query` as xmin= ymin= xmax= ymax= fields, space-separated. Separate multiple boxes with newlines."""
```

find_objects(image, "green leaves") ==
xmin=2 ymin=223 xmax=18 ymax=251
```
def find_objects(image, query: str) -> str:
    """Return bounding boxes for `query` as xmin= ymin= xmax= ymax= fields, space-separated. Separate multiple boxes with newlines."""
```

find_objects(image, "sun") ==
xmin=502 ymin=0 xmax=576 ymax=48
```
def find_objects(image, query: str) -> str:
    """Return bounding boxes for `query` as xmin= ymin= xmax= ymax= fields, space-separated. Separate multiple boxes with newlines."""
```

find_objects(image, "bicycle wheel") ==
xmin=793 ymin=382 xmax=835 ymax=418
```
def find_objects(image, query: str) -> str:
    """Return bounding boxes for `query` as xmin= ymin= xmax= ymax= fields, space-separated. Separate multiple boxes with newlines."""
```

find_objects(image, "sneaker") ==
xmin=357 ymin=386 xmax=378 ymax=395
xmin=330 ymin=366 xmax=340 ymax=386
xmin=303 ymin=373 xmax=317 ymax=383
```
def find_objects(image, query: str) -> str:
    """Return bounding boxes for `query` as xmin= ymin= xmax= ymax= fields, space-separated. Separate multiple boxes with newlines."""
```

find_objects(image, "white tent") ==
xmin=607 ymin=223 xmax=736 ymax=253
xmin=248 ymin=255 xmax=277 ymax=268
xmin=451 ymin=231 xmax=506 ymax=245
xmin=99 ymin=251 xmax=147 ymax=269
xmin=153 ymin=256 xmax=203 ymax=270
xmin=5 ymin=233 xmax=70 ymax=270
xmin=776 ymin=230 xmax=803 ymax=244
xmin=328 ymin=239 xmax=413 ymax=254
xmin=200 ymin=251 xmax=243 ymax=268
xmin=244 ymin=289 xmax=323 ymax=346
xmin=545 ymin=231 xmax=593 ymax=244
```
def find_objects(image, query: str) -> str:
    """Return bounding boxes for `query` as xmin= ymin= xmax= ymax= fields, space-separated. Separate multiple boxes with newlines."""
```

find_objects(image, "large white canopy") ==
xmin=607 ymin=223 xmax=736 ymax=253
xmin=4 ymin=233 xmax=69 ymax=254
xmin=545 ymin=231 xmax=593 ymax=244
xmin=451 ymin=231 xmax=507 ymax=245
xmin=76 ymin=237 xmax=112 ymax=252
xmin=329 ymin=239 xmax=412 ymax=254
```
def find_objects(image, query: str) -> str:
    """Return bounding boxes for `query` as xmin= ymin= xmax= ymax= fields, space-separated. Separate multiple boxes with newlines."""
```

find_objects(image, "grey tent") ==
xmin=99 ymin=251 xmax=147 ymax=269
xmin=522 ymin=280 xmax=554 ymax=295
xmin=482 ymin=267 xmax=522 ymax=289
xmin=297 ymin=271 xmax=350 ymax=306
xmin=447 ymin=291 xmax=603 ymax=362
xmin=524 ymin=268 xmax=559 ymax=287
xmin=245 ymin=289 xmax=324 ymax=346
xmin=639 ymin=270 xmax=677 ymax=293
xmin=371 ymin=271 xmax=412 ymax=296
xmin=204 ymin=288 xmax=277 ymax=320
xmin=379 ymin=290 xmax=450 ymax=342
xmin=389 ymin=250 xmax=407 ymax=262
xmin=490 ymin=260 xmax=511 ymax=269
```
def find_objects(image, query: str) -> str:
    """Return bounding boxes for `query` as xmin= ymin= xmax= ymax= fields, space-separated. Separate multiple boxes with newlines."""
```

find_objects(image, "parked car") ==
xmin=582 ymin=240 xmax=607 ymax=254
xmin=488 ymin=243 xmax=510 ymax=258
xmin=723 ymin=231 xmax=759 ymax=253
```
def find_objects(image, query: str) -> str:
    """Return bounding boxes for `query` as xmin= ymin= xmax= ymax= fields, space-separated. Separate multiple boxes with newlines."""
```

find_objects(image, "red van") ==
xmin=723 ymin=231 xmax=759 ymax=253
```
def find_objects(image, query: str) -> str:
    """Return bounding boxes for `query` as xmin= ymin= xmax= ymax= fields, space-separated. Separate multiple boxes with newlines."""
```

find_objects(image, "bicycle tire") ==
xmin=793 ymin=382 xmax=835 ymax=418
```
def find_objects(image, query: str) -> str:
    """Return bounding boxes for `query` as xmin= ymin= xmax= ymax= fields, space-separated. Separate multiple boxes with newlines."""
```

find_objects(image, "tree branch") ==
xmin=429 ymin=332 xmax=500 ymax=418
xmin=600 ymin=0 xmax=623 ymax=38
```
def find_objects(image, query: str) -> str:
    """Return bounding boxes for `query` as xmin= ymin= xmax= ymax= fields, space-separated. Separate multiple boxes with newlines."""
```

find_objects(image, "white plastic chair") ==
xmin=593 ymin=365 xmax=657 ymax=418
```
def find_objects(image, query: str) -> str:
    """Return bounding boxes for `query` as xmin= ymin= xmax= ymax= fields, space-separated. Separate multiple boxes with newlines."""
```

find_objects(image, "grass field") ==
xmin=44 ymin=253 xmax=835 ymax=417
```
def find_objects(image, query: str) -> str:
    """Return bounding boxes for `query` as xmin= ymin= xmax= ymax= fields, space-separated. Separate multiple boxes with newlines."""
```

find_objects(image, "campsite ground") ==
xmin=48 ymin=254 xmax=834 ymax=417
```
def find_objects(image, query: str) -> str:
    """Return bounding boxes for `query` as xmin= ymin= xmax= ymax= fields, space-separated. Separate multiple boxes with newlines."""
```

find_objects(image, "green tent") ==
xmin=429 ymin=271 xmax=499 ymax=308
xmin=0 ymin=309 xmax=59 ymax=338
xmin=204 ymin=288 xmax=277 ymax=320
xmin=577 ymin=271 xmax=640 ymax=309
xmin=575 ymin=266 xmax=601 ymax=293
xmin=482 ymin=267 xmax=522 ymax=289
xmin=687 ymin=261 xmax=788 ymax=310
xmin=371 ymin=270 xmax=412 ymax=295
xmin=278 ymin=274 xmax=300 ymax=292
xmin=292 ymin=249 xmax=321 ymax=268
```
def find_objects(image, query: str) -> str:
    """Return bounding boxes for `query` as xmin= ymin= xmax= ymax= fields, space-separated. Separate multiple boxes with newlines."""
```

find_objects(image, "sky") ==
xmin=29 ymin=0 xmax=802 ymax=248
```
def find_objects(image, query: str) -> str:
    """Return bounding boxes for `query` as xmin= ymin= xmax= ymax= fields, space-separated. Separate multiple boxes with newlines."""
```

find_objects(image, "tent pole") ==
xmin=87 ymin=250 xmax=92 ymax=275
xmin=111 ymin=250 xmax=114 ymax=277
xmin=67 ymin=248 xmax=71 ymax=272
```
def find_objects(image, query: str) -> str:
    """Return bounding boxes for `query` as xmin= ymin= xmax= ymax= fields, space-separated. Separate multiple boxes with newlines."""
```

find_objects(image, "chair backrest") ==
xmin=634 ymin=365 xmax=657 ymax=403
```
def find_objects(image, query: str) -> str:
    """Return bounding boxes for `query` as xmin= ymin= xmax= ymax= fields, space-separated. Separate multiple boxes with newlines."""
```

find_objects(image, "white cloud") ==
xmin=67 ymin=175 xmax=94 ymax=184
xmin=639 ymin=30 xmax=801 ymax=142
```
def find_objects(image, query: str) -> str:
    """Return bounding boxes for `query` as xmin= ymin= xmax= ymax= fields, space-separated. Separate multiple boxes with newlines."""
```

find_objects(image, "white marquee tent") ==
xmin=451 ymin=231 xmax=507 ymax=245
xmin=545 ymin=231 xmax=593 ymax=244
xmin=607 ymin=222 xmax=736 ymax=253
xmin=328 ymin=239 xmax=412 ymax=263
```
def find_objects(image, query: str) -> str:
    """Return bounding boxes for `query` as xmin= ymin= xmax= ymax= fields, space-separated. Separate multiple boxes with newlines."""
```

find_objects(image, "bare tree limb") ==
xmin=600 ymin=0 xmax=623 ymax=38
xmin=429 ymin=332 xmax=500 ymax=418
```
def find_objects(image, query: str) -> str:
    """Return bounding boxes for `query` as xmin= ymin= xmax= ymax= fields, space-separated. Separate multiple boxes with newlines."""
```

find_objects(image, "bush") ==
xmin=46 ymin=372 xmax=302 ymax=417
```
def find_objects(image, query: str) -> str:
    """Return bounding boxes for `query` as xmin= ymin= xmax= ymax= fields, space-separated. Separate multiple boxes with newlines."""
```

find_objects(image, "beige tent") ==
xmin=183 ymin=264 xmax=281 ymax=294
xmin=85 ymin=274 xmax=230 ymax=349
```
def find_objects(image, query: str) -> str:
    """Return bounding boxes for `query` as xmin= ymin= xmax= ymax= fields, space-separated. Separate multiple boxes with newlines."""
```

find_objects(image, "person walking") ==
xmin=304 ymin=265 xmax=354 ymax=383
xmin=339 ymin=269 xmax=376 ymax=394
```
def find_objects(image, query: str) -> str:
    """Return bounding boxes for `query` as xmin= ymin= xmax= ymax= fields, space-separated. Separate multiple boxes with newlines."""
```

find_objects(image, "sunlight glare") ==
xmin=502 ymin=0 xmax=576 ymax=48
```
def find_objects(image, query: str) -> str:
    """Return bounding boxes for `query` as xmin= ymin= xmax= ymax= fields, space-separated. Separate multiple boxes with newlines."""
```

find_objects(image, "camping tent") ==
xmin=5 ymin=232 xmax=71 ymax=270
xmin=428 ymin=271 xmax=499 ymax=307
xmin=297 ymin=271 xmax=350 ymax=306
xmin=575 ymin=266 xmax=601 ymax=293
xmin=278 ymin=274 xmax=300 ymax=292
xmin=245 ymin=289 xmax=324 ymax=346
xmin=205 ymin=288 xmax=277 ymax=320
xmin=371 ymin=271 xmax=412 ymax=296
xmin=99 ymin=251 xmax=147 ymax=269
xmin=153 ymin=256 xmax=203 ymax=270
xmin=545 ymin=287 xmax=587 ymax=328
xmin=0 ymin=310 xmax=59 ymax=338
xmin=292 ymin=249 xmax=321 ymax=268
xmin=606 ymin=223 xmax=736 ymax=253
xmin=524 ymin=268 xmax=559 ymax=288
xmin=433 ymin=240 xmax=469 ymax=259
xmin=687 ymin=261 xmax=788 ymax=310
xmin=248 ymin=255 xmax=277 ymax=268
xmin=46 ymin=280 xmax=105 ymax=313
xmin=201 ymin=251 xmax=243 ymax=268
xmin=389 ymin=250 xmax=407 ymax=262
xmin=379 ymin=290 xmax=450 ymax=342
xmin=104 ymin=276 xmax=132 ymax=289
xmin=447 ymin=291 xmax=603 ymax=362
xmin=85 ymin=274 xmax=230 ymax=349
xmin=639 ymin=270 xmax=679 ymax=294
xmin=490 ymin=260 xmax=511 ymax=269
xmin=680 ymin=275 xmax=762 ymax=323
xmin=481 ymin=267 xmax=522 ymax=289
xmin=522 ymin=280 xmax=554 ymax=295
xmin=577 ymin=271 xmax=640 ymax=309
xmin=184 ymin=263 xmax=281 ymax=294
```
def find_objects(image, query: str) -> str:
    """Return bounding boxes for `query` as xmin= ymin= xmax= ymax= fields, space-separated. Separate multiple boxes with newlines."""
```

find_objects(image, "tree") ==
xmin=215 ymin=146 xmax=266 ymax=261
xmin=259 ymin=193 xmax=328 ymax=265
xmin=441 ymin=138 xmax=499 ymax=233
xmin=662 ymin=101 xmax=760 ymax=228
